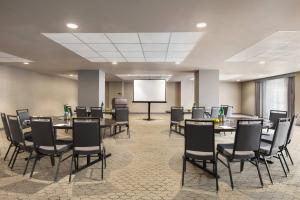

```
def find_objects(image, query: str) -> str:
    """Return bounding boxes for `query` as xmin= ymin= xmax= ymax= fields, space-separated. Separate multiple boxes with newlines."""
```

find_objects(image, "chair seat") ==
xmin=38 ymin=143 xmax=72 ymax=154
xmin=261 ymin=134 xmax=273 ymax=144
xmin=186 ymin=150 xmax=214 ymax=160
xmin=116 ymin=121 xmax=128 ymax=125
xmin=259 ymin=142 xmax=271 ymax=155
xmin=74 ymin=144 xmax=104 ymax=155
xmin=217 ymin=143 xmax=255 ymax=159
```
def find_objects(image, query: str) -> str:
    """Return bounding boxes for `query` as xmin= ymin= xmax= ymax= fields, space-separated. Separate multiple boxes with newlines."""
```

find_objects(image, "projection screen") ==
xmin=133 ymin=80 xmax=166 ymax=102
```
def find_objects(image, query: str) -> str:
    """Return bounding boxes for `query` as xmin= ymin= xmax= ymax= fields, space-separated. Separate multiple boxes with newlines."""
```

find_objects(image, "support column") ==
xmin=181 ymin=79 xmax=194 ymax=109
xmin=78 ymin=70 xmax=105 ymax=107
xmin=194 ymin=70 xmax=219 ymax=108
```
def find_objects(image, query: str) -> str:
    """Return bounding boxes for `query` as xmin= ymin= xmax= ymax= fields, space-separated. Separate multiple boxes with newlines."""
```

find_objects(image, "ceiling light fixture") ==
xmin=112 ymin=61 xmax=118 ymax=65
xmin=69 ymin=74 xmax=74 ymax=77
xmin=196 ymin=22 xmax=207 ymax=28
xmin=175 ymin=61 xmax=181 ymax=64
xmin=259 ymin=61 xmax=266 ymax=65
xmin=23 ymin=62 xmax=29 ymax=65
xmin=66 ymin=23 xmax=78 ymax=29
xmin=237 ymin=79 xmax=241 ymax=82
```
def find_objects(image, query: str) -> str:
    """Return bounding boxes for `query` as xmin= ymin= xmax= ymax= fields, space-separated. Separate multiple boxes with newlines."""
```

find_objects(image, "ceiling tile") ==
xmin=100 ymin=51 xmax=123 ymax=58
xmin=142 ymin=44 xmax=168 ymax=51
xmin=73 ymin=33 xmax=111 ymax=43
xmin=168 ymin=43 xmax=195 ymax=51
xmin=139 ymin=33 xmax=170 ymax=43
xmin=42 ymin=33 xmax=81 ymax=44
xmin=105 ymin=57 xmax=126 ymax=62
xmin=146 ymin=58 xmax=165 ymax=62
xmin=126 ymin=58 xmax=146 ymax=62
xmin=121 ymin=51 xmax=144 ymax=58
xmin=88 ymin=43 xmax=117 ymax=52
xmin=170 ymin=32 xmax=204 ymax=43
xmin=106 ymin=33 xmax=140 ymax=43
xmin=115 ymin=43 xmax=142 ymax=51
xmin=144 ymin=51 xmax=166 ymax=58
xmin=87 ymin=57 xmax=107 ymax=62
xmin=167 ymin=51 xmax=189 ymax=58
xmin=61 ymin=43 xmax=99 ymax=57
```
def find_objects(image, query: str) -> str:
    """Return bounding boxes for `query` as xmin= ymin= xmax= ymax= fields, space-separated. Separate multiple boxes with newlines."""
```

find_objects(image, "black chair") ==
xmin=16 ymin=109 xmax=30 ymax=129
xmin=1 ymin=113 xmax=14 ymax=161
xmin=259 ymin=118 xmax=290 ymax=184
xmin=191 ymin=107 xmax=205 ymax=119
xmin=69 ymin=118 xmax=106 ymax=182
xmin=182 ymin=120 xmax=218 ymax=191
xmin=29 ymin=117 xmax=72 ymax=181
xmin=170 ymin=107 xmax=184 ymax=136
xmin=210 ymin=107 xmax=220 ymax=118
xmin=114 ymin=107 xmax=130 ymax=138
xmin=90 ymin=107 xmax=103 ymax=118
xmin=76 ymin=106 xmax=88 ymax=117
xmin=268 ymin=110 xmax=288 ymax=131
xmin=221 ymin=105 xmax=233 ymax=117
xmin=66 ymin=105 xmax=73 ymax=117
xmin=7 ymin=115 xmax=34 ymax=174
xmin=217 ymin=120 xmax=264 ymax=190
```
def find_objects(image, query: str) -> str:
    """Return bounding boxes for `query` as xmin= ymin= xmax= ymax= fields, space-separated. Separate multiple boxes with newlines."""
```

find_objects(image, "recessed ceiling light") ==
xmin=175 ymin=61 xmax=181 ymax=64
xmin=237 ymin=79 xmax=241 ymax=82
xmin=112 ymin=61 xmax=118 ymax=65
xmin=69 ymin=74 xmax=74 ymax=77
xmin=259 ymin=61 xmax=266 ymax=65
xmin=66 ymin=23 xmax=78 ymax=29
xmin=23 ymin=62 xmax=29 ymax=65
xmin=196 ymin=22 xmax=207 ymax=28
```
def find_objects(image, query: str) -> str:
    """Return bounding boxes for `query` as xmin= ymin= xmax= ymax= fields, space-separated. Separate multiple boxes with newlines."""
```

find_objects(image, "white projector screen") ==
xmin=133 ymin=80 xmax=166 ymax=102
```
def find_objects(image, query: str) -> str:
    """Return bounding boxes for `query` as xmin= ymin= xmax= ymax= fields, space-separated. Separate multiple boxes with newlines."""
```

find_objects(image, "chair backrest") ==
xmin=72 ymin=118 xmax=101 ymax=148
xmin=1 ymin=113 xmax=12 ymax=141
xmin=16 ymin=109 xmax=30 ymax=128
xmin=286 ymin=114 xmax=298 ymax=145
xmin=90 ymin=107 xmax=103 ymax=118
xmin=115 ymin=107 xmax=129 ymax=122
xmin=269 ymin=110 xmax=288 ymax=129
xmin=30 ymin=117 xmax=56 ymax=150
xmin=184 ymin=120 xmax=215 ymax=155
xmin=192 ymin=107 xmax=205 ymax=119
xmin=76 ymin=106 xmax=88 ymax=117
xmin=232 ymin=120 xmax=263 ymax=158
xmin=210 ymin=107 xmax=220 ymax=118
xmin=7 ymin=115 xmax=25 ymax=145
xmin=66 ymin=105 xmax=73 ymax=116
xmin=225 ymin=106 xmax=233 ymax=117
xmin=269 ymin=118 xmax=290 ymax=155
xmin=171 ymin=107 xmax=184 ymax=122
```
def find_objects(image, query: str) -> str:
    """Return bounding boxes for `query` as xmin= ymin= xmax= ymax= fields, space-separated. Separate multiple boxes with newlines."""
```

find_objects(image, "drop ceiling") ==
xmin=0 ymin=0 xmax=300 ymax=82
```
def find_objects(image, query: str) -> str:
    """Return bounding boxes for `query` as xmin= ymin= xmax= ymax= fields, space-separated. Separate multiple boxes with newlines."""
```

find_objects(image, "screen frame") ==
xmin=132 ymin=79 xmax=167 ymax=103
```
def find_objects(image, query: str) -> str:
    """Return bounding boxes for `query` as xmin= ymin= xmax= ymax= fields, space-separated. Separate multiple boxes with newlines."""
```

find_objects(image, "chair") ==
xmin=191 ymin=107 xmax=205 ymax=119
xmin=69 ymin=118 xmax=106 ymax=182
xmin=210 ymin=107 xmax=220 ymax=118
xmin=16 ymin=109 xmax=30 ymax=129
xmin=283 ymin=115 xmax=298 ymax=166
xmin=66 ymin=105 xmax=73 ymax=117
xmin=76 ymin=106 xmax=88 ymax=117
xmin=7 ymin=115 xmax=34 ymax=174
xmin=259 ymin=118 xmax=291 ymax=184
xmin=217 ymin=119 xmax=264 ymax=190
xmin=268 ymin=110 xmax=288 ymax=131
xmin=29 ymin=117 xmax=72 ymax=181
xmin=114 ymin=107 xmax=130 ymax=138
xmin=170 ymin=107 xmax=184 ymax=136
xmin=1 ymin=113 xmax=14 ymax=161
xmin=182 ymin=120 xmax=218 ymax=191
xmin=90 ymin=107 xmax=103 ymax=118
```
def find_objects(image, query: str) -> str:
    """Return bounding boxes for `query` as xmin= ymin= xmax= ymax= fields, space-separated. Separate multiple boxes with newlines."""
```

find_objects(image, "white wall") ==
xmin=219 ymin=82 xmax=242 ymax=113
xmin=241 ymin=81 xmax=256 ymax=115
xmin=0 ymin=65 xmax=77 ymax=121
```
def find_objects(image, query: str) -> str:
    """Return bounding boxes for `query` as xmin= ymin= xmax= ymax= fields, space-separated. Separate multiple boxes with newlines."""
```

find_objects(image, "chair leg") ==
xmin=255 ymin=158 xmax=263 ymax=187
xmin=8 ymin=146 xmax=18 ymax=167
xmin=50 ymin=155 xmax=55 ymax=166
xmin=263 ymin=156 xmax=273 ymax=184
xmin=4 ymin=143 xmax=13 ymax=161
xmin=69 ymin=154 xmax=74 ymax=183
xmin=101 ymin=152 xmax=104 ymax=180
xmin=214 ymin=160 xmax=219 ymax=191
xmin=181 ymin=156 xmax=186 ymax=186
xmin=11 ymin=147 xmax=20 ymax=169
xmin=227 ymin=159 xmax=234 ymax=190
xmin=240 ymin=160 xmax=244 ymax=172
xmin=278 ymin=153 xmax=287 ymax=177
xmin=280 ymin=151 xmax=290 ymax=173
xmin=103 ymin=147 xmax=107 ymax=168
xmin=23 ymin=151 xmax=33 ymax=175
xmin=127 ymin=124 xmax=130 ymax=138
xmin=285 ymin=148 xmax=294 ymax=165
xmin=30 ymin=154 xmax=39 ymax=178
xmin=169 ymin=124 xmax=172 ymax=137
xmin=54 ymin=154 xmax=63 ymax=182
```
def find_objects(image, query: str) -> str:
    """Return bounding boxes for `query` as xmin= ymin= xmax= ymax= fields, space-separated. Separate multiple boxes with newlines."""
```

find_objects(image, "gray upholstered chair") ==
xmin=29 ymin=117 xmax=72 ymax=181
xmin=114 ymin=107 xmax=130 ymax=138
xmin=16 ymin=109 xmax=30 ymax=129
xmin=76 ymin=106 xmax=88 ymax=117
xmin=268 ymin=110 xmax=288 ymax=131
xmin=7 ymin=115 xmax=34 ymax=174
xmin=217 ymin=119 xmax=264 ymax=190
xmin=90 ymin=107 xmax=103 ymax=118
xmin=69 ymin=118 xmax=106 ymax=182
xmin=170 ymin=106 xmax=184 ymax=136
xmin=191 ymin=107 xmax=205 ymax=119
xmin=182 ymin=120 xmax=218 ymax=191
xmin=210 ymin=107 xmax=220 ymax=118
xmin=1 ymin=113 xmax=14 ymax=162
